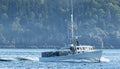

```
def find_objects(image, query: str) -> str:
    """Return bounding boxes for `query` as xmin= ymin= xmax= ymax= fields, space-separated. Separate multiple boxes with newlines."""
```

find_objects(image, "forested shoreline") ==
xmin=0 ymin=0 xmax=120 ymax=48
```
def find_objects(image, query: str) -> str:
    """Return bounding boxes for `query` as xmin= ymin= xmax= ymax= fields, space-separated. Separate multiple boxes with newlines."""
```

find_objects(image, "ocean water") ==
xmin=0 ymin=49 xmax=119 ymax=69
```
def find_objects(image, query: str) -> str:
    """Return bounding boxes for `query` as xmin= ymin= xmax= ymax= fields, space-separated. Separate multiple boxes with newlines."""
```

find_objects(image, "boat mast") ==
xmin=70 ymin=0 xmax=74 ymax=45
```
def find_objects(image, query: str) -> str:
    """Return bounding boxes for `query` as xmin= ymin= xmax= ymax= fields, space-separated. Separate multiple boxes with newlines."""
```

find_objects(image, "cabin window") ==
xmin=82 ymin=51 xmax=84 ymax=53
xmin=79 ymin=47 xmax=81 ymax=50
xmin=81 ymin=47 xmax=83 ymax=50
xmin=77 ymin=47 xmax=79 ymax=50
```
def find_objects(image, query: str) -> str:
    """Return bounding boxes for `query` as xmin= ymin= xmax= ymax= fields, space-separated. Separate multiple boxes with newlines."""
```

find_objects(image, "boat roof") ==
xmin=76 ymin=45 xmax=93 ymax=48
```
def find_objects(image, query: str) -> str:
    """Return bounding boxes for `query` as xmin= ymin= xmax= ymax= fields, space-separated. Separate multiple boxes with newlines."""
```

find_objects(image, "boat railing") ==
xmin=76 ymin=46 xmax=93 ymax=51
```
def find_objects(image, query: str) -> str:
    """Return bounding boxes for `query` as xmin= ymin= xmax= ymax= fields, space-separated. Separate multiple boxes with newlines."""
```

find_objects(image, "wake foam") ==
xmin=16 ymin=57 xmax=39 ymax=61
xmin=0 ymin=57 xmax=39 ymax=62
xmin=0 ymin=57 xmax=17 ymax=61
xmin=100 ymin=57 xmax=110 ymax=62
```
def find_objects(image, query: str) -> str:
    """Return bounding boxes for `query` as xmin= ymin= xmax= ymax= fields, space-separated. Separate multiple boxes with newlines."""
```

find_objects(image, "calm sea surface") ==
xmin=0 ymin=49 xmax=119 ymax=69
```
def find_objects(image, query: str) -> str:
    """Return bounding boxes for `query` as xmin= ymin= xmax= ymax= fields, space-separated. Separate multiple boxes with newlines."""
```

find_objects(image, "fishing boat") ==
xmin=40 ymin=0 xmax=102 ymax=62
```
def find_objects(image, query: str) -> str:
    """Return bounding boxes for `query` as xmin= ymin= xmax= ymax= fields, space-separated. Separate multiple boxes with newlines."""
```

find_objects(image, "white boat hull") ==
xmin=40 ymin=50 xmax=102 ymax=62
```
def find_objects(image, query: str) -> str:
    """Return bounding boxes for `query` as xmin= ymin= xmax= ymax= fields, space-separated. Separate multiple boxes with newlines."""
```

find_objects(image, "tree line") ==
xmin=0 ymin=0 xmax=120 ymax=48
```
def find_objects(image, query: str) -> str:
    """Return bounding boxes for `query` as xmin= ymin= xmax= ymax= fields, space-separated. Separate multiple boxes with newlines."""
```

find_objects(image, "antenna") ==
xmin=70 ymin=0 xmax=74 ymax=44
xmin=71 ymin=0 xmax=73 ymax=13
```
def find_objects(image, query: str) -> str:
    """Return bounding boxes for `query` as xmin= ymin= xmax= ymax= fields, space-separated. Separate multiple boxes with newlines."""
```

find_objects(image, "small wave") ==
xmin=0 ymin=57 xmax=39 ymax=62
xmin=100 ymin=57 xmax=110 ymax=62
xmin=0 ymin=57 xmax=17 ymax=61
xmin=16 ymin=57 xmax=39 ymax=61
xmin=16 ymin=57 xmax=31 ymax=61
